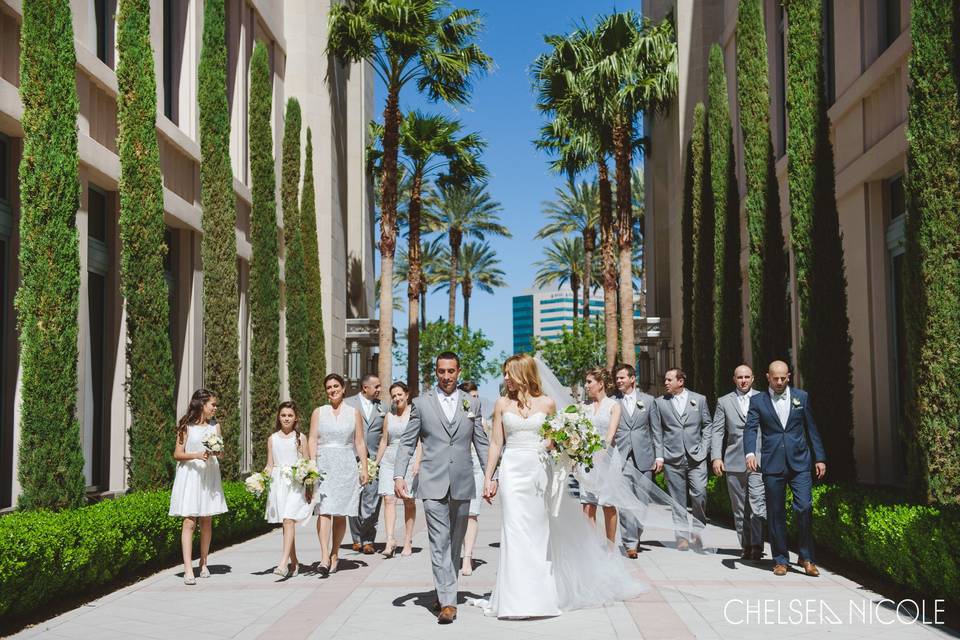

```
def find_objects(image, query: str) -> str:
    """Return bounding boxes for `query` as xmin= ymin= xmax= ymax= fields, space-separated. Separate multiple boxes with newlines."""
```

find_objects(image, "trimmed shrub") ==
xmin=301 ymin=128 xmax=327 ymax=409
xmin=0 ymin=482 xmax=269 ymax=620
xmin=736 ymin=0 xmax=790 ymax=374
xmin=708 ymin=45 xmax=744 ymax=397
xmin=281 ymin=100 xmax=311 ymax=412
xmin=15 ymin=0 xmax=85 ymax=510
xmin=199 ymin=0 xmax=240 ymax=478
xmin=116 ymin=0 xmax=178 ymax=490
xmin=680 ymin=115 xmax=697 ymax=380
xmin=784 ymin=0 xmax=856 ymax=480
xmin=904 ymin=0 xmax=960 ymax=503
xmin=692 ymin=103 xmax=716 ymax=404
xmin=248 ymin=42 xmax=281 ymax=471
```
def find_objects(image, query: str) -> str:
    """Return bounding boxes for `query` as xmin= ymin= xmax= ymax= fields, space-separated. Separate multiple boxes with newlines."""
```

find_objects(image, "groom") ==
xmin=394 ymin=351 xmax=492 ymax=624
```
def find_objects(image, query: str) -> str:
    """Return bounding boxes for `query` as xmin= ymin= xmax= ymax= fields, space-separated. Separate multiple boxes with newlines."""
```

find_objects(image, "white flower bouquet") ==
xmin=540 ymin=405 xmax=605 ymax=472
xmin=359 ymin=458 xmax=379 ymax=484
xmin=244 ymin=471 xmax=269 ymax=497
xmin=201 ymin=432 xmax=224 ymax=453
xmin=292 ymin=459 xmax=323 ymax=487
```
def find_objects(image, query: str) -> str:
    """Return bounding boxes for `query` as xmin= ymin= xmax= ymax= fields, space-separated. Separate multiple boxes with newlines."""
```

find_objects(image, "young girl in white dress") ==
xmin=374 ymin=382 xmax=420 ymax=558
xmin=264 ymin=401 xmax=312 ymax=577
xmin=308 ymin=373 xmax=369 ymax=575
xmin=579 ymin=367 xmax=622 ymax=544
xmin=169 ymin=388 xmax=229 ymax=585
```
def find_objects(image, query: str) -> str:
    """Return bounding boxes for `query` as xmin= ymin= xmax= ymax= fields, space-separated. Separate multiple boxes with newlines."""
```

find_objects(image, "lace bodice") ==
xmin=315 ymin=404 xmax=357 ymax=449
xmin=584 ymin=396 xmax=616 ymax=436
xmin=271 ymin=431 xmax=301 ymax=466
xmin=384 ymin=412 xmax=410 ymax=444
xmin=502 ymin=411 xmax=546 ymax=451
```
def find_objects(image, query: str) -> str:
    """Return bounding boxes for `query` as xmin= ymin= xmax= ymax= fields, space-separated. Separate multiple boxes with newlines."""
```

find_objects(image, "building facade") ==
xmin=642 ymin=0 xmax=908 ymax=483
xmin=513 ymin=288 xmax=641 ymax=354
xmin=0 ymin=0 xmax=376 ymax=507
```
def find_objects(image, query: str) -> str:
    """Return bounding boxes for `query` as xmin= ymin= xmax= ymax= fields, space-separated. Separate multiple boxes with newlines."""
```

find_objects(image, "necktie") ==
xmin=624 ymin=395 xmax=635 ymax=416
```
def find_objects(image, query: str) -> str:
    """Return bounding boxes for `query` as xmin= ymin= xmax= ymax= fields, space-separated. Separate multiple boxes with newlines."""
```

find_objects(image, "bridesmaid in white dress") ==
xmin=264 ymin=401 xmax=312 ymax=577
xmin=169 ymin=389 xmax=228 ymax=585
xmin=374 ymin=382 xmax=420 ymax=557
xmin=308 ymin=374 xmax=369 ymax=575
xmin=578 ymin=367 xmax=622 ymax=543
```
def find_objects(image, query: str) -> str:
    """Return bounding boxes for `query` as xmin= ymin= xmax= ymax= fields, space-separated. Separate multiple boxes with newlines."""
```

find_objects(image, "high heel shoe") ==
xmin=329 ymin=555 xmax=340 ymax=574
xmin=290 ymin=562 xmax=300 ymax=577
xmin=183 ymin=574 xmax=197 ymax=585
xmin=199 ymin=566 xmax=211 ymax=579
xmin=383 ymin=540 xmax=396 ymax=559
xmin=461 ymin=556 xmax=473 ymax=576
xmin=273 ymin=565 xmax=289 ymax=577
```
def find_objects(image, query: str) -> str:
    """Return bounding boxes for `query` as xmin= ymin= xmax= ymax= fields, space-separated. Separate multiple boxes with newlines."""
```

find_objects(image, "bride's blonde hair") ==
xmin=503 ymin=354 xmax=543 ymax=409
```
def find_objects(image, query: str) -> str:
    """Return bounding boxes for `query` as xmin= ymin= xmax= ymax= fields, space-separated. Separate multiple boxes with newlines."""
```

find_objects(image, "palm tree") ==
xmin=328 ymin=0 xmax=492 ymax=397
xmin=426 ymin=183 xmax=510 ymax=323
xmin=396 ymin=235 xmax=446 ymax=329
xmin=433 ymin=241 xmax=506 ymax=329
xmin=370 ymin=112 xmax=486 ymax=395
xmin=534 ymin=236 xmax=586 ymax=318
xmin=536 ymin=178 xmax=599 ymax=320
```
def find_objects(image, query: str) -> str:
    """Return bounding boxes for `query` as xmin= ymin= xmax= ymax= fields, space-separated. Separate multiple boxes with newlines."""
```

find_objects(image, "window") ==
xmin=163 ymin=0 xmax=183 ymax=123
xmin=87 ymin=186 xmax=112 ymax=489
xmin=822 ymin=0 xmax=836 ymax=104
xmin=879 ymin=0 xmax=901 ymax=53
xmin=776 ymin=3 xmax=787 ymax=157
xmin=885 ymin=175 xmax=907 ymax=479
xmin=164 ymin=228 xmax=181 ymax=397
xmin=93 ymin=0 xmax=115 ymax=67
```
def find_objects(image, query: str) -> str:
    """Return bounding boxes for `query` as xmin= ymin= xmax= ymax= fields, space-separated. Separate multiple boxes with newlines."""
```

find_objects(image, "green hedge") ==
xmin=0 ymin=482 xmax=269 ymax=620
xmin=15 ymin=0 xmax=86 ymax=510
xmin=691 ymin=103 xmax=716 ymax=405
xmin=680 ymin=110 xmax=698 ymax=380
xmin=706 ymin=478 xmax=960 ymax=601
xmin=301 ymin=128 xmax=327 ymax=409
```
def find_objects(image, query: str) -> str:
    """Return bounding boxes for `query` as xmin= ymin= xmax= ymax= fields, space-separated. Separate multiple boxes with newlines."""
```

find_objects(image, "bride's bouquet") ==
xmin=291 ymin=459 xmax=323 ymax=488
xmin=244 ymin=471 xmax=269 ymax=497
xmin=201 ymin=432 xmax=224 ymax=453
xmin=540 ymin=405 xmax=605 ymax=472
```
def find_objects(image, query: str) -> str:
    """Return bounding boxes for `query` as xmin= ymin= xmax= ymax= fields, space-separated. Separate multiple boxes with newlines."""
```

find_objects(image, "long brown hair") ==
xmin=275 ymin=401 xmax=302 ymax=450
xmin=503 ymin=353 xmax=542 ymax=410
xmin=177 ymin=388 xmax=216 ymax=444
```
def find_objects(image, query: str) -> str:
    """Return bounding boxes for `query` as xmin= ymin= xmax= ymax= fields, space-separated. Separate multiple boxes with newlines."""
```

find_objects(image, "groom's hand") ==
xmin=394 ymin=477 xmax=411 ymax=499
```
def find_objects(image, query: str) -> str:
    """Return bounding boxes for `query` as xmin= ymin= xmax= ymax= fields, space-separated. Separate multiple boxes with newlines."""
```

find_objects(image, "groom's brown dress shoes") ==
xmin=772 ymin=564 xmax=788 ymax=576
xmin=625 ymin=548 xmax=639 ymax=559
xmin=362 ymin=543 xmax=375 ymax=555
xmin=801 ymin=560 xmax=820 ymax=577
xmin=437 ymin=606 xmax=457 ymax=624
xmin=352 ymin=543 xmax=361 ymax=553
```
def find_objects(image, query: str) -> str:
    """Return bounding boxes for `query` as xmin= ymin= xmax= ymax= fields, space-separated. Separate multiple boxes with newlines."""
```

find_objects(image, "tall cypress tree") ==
xmin=248 ymin=42 xmax=281 ymax=470
xmin=736 ymin=0 xmax=791 ymax=374
xmin=301 ymin=128 xmax=327 ymax=408
xmin=708 ymin=45 xmax=744 ymax=395
xmin=281 ymin=99 xmax=311 ymax=411
xmin=199 ymin=0 xmax=240 ymax=478
xmin=784 ymin=0 xmax=856 ymax=480
xmin=15 ymin=0 xmax=85 ymax=510
xmin=117 ymin=0 xmax=177 ymax=489
xmin=692 ymin=103 xmax=716 ymax=404
xmin=680 ymin=116 xmax=698 ymax=381
xmin=904 ymin=0 xmax=960 ymax=503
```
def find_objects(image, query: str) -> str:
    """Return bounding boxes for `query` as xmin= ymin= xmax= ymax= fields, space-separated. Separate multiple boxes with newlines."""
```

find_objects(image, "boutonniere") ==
xmin=462 ymin=398 xmax=471 ymax=413
xmin=636 ymin=399 xmax=645 ymax=411
xmin=689 ymin=399 xmax=697 ymax=408
xmin=791 ymin=398 xmax=802 ymax=409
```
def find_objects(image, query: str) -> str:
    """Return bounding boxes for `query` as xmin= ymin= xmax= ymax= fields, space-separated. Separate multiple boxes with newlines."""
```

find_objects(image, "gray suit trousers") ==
xmin=726 ymin=471 xmax=766 ymax=548
xmin=618 ymin=463 xmax=655 ymax=550
xmin=350 ymin=480 xmax=382 ymax=544
xmin=422 ymin=496 xmax=470 ymax=607
xmin=663 ymin=455 xmax=707 ymax=540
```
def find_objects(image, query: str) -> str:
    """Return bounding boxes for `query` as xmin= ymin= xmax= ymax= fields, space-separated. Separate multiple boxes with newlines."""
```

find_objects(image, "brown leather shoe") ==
xmin=351 ymin=543 xmax=361 ymax=553
xmin=676 ymin=538 xmax=690 ymax=551
xmin=773 ymin=563 xmax=788 ymax=576
xmin=625 ymin=548 xmax=638 ymax=559
xmin=740 ymin=547 xmax=752 ymax=560
xmin=801 ymin=560 xmax=820 ymax=577
xmin=362 ymin=543 xmax=375 ymax=555
xmin=750 ymin=545 xmax=764 ymax=561
xmin=437 ymin=606 xmax=457 ymax=624
xmin=430 ymin=600 xmax=441 ymax=613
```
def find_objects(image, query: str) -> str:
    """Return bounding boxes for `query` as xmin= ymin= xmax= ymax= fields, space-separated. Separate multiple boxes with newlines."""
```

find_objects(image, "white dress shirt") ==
xmin=622 ymin=390 xmax=636 ymax=416
xmin=769 ymin=387 xmax=790 ymax=429
xmin=437 ymin=387 xmax=458 ymax=422
xmin=671 ymin=389 xmax=689 ymax=417
xmin=359 ymin=394 xmax=374 ymax=421
xmin=736 ymin=389 xmax=754 ymax=416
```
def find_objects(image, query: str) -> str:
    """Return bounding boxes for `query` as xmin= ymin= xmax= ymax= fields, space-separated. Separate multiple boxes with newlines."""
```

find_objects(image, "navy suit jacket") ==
xmin=743 ymin=387 xmax=826 ymax=475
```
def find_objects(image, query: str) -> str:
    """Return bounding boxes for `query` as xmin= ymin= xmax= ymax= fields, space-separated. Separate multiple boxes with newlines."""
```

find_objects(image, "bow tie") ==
xmin=772 ymin=392 xmax=786 ymax=401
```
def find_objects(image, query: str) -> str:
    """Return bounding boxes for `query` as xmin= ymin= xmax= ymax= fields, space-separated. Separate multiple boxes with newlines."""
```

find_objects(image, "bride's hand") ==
xmin=483 ymin=479 xmax=498 ymax=502
xmin=544 ymin=439 xmax=556 ymax=452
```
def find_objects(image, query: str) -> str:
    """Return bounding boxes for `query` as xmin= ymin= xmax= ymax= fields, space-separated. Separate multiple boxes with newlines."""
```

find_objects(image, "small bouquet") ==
xmin=540 ymin=405 xmax=605 ymax=472
xmin=292 ymin=459 xmax=323 ymax=488
xmin=359 ymin=458 xmax=379 ymax=484
xmin=201 ymin=432 xmax=224 ymax=454
xmin=244 ymin=471 xmax=269 ymax=497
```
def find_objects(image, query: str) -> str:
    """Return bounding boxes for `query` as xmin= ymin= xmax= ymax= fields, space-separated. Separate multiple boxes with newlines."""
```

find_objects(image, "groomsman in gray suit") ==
xmin=652 ymin=368 xmax=712 ymax=550
xmin=346 ymin=374 xmax=384 ymax=554
xmin=710 ymin=365 xmax=766 ymax=560
xmin=612 ymin=363 xmax=660 ymax=559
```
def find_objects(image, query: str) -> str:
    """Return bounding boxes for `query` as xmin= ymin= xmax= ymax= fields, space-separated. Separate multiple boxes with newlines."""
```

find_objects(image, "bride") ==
xmin=479 ymin=353 xmax=645 ymax=619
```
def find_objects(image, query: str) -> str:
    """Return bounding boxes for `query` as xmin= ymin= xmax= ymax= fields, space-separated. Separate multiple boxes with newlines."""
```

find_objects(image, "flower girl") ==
xmin=264 ymin=401 xmax=313 ymax=577
xmin=169 ymin=389 xmax=229 ymax=585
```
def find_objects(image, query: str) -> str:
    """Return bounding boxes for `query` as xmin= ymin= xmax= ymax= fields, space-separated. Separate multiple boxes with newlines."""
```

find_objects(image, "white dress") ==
xmin=469 ymin=444 xmax=485 ymax=516
xmin=481 ymin=410 xmax=645 ymax=619
xmin=265 ymin=431 xmax=312 ymax=523
xmin=378 ymin=412 xmax=416 ymax=496
xmin=169 ymin=424 xmax=229 ymax=517
xmin=313 ymin=404 xmax=362 ymax=516
xmin=579 ymin=397 xmax=616 ymax=506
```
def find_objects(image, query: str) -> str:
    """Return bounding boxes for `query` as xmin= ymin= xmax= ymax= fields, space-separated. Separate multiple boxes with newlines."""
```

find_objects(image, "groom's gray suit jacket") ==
xmin=394 ymin=389 xmax=491 ymax=501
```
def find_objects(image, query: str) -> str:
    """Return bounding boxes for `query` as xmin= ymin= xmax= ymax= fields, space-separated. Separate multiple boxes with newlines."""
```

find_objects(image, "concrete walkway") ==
xmin=12 ymin=502 xmax=958 ymax=639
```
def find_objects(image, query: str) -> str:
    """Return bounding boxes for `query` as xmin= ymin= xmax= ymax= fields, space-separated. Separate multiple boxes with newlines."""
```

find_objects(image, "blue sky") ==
xmin=374 ymin=1 xmax=639 ymax=397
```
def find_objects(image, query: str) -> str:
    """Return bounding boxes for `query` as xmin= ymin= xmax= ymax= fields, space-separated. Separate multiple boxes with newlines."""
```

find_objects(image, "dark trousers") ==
xmin=763 ymin=468 xmax=813 ymax=566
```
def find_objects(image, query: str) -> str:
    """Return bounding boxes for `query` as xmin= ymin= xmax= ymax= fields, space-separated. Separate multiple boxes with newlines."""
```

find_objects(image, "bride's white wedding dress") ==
xmin=480 ymin=411 xmax=645 ymax=619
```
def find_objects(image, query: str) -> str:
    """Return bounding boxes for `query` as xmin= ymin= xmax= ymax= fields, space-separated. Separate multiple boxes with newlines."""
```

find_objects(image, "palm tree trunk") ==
xmin=583 ymin=226 xmax=596 ymax=320
xmin=598 ymin=157 xmax=618 ymax=367
xmin=447 ymin=229 xmax=462 ymax=323
xmin=571 ymin=273 xmax=581 ymax=319
xmin=420 ymin=288 xmax=427 ymax=330
xmin=406 ymin=172 xmax=424 ymax=397
xmin=463 ymin=280 xmax=471 ymax=330
xmin=614 ymin=118 xmax=636 ymax=366
xmin=376 ymin=88 xmax=402 ymax=399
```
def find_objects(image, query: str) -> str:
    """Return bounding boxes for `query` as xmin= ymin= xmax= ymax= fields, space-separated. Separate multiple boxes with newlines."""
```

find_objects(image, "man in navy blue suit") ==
xmin=744 ymin=360 xmax=826 ymax=577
